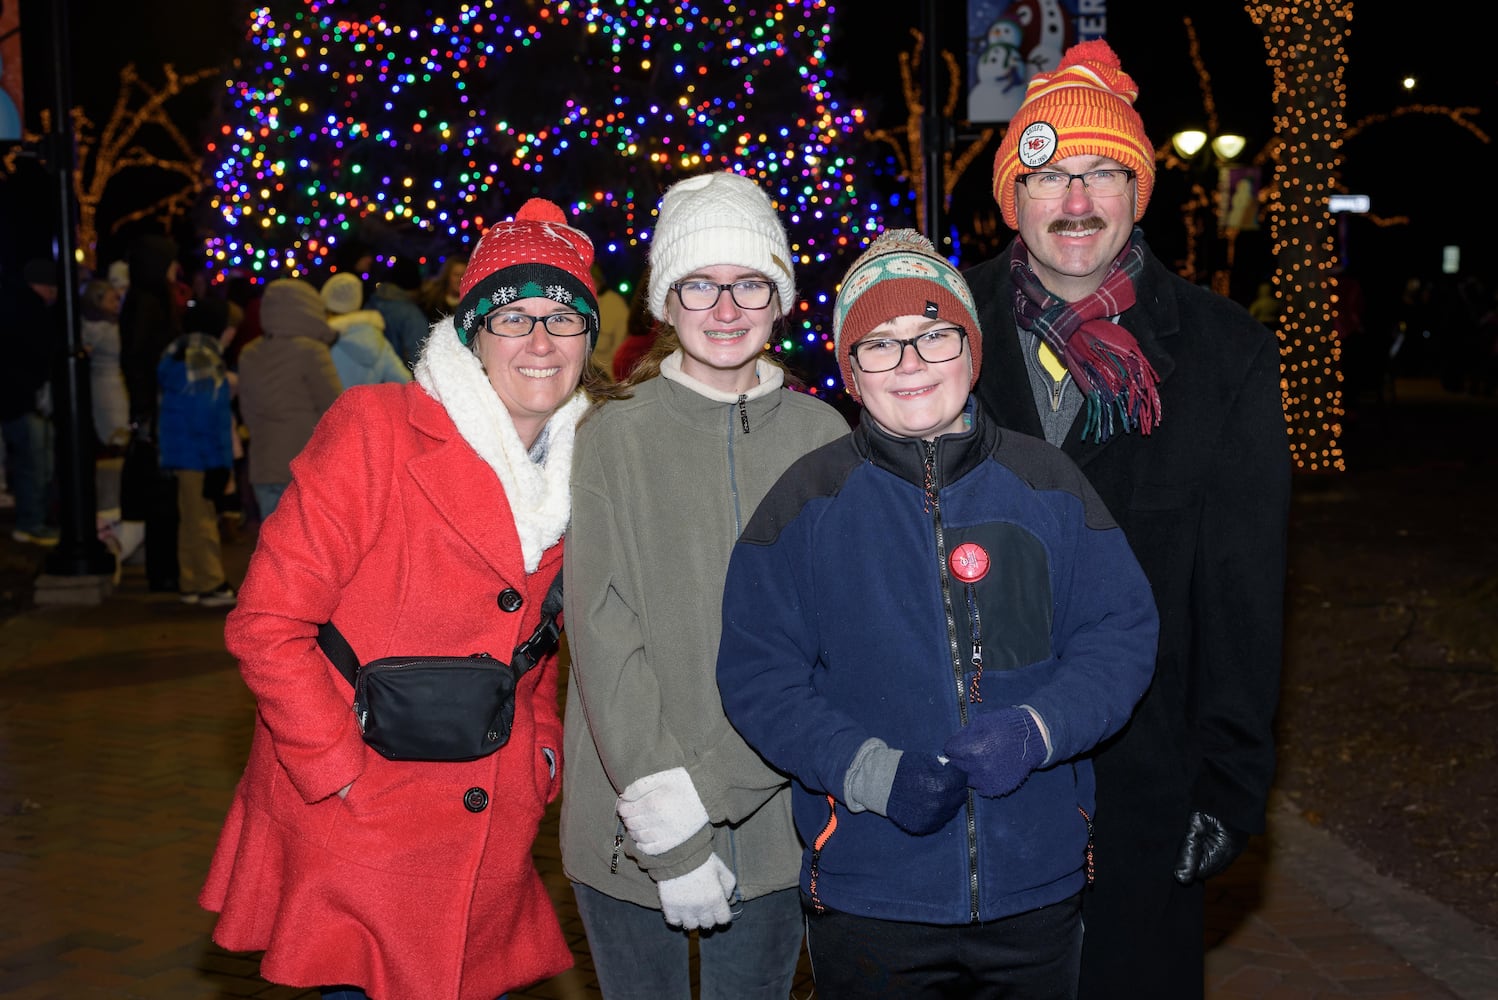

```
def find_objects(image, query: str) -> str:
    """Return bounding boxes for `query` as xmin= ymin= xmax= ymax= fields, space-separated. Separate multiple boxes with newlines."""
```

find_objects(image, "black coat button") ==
xmin=463 ymin=787 xmax=489 ymax=813
xmin=497 ymin=589 xmax=523 ymax=613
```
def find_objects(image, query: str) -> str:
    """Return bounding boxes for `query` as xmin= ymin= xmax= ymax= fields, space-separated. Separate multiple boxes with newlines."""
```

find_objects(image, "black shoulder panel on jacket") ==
xmin=738 ymin=435 xmax=860 ymax=547
xmin=992 ymin=429 xmax=1120 ymax=532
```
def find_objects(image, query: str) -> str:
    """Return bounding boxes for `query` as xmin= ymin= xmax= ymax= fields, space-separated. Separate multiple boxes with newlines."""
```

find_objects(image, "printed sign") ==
xmin=966 ymin=0 xmax=1108 ymax=124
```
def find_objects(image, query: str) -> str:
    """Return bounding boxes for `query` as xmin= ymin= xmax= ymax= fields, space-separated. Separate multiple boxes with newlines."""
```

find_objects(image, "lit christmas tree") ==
xmin=205 ymin=0 xmax=898 ymax=399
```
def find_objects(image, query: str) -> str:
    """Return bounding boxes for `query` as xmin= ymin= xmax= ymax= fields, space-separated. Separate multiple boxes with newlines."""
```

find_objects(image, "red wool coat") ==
xmin=200 ymin=382 xmax=571 ymax=1000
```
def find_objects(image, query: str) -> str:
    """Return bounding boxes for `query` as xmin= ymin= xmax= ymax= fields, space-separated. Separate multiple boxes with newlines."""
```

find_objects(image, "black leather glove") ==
xmin=1172 ymin=810 xmax=1247 ymax=884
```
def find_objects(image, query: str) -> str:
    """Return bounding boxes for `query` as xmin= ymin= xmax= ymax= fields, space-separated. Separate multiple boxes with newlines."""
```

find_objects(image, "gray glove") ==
xmin=1172 ymin=810 xmax=1247 ymax=884
xmin=658 ymin=852 xmax=735 ymax=929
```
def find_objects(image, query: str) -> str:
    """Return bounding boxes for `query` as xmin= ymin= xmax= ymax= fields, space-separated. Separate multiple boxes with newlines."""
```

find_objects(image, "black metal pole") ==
xmin=43 ymin=0 xmax=114 ymax=578
xmin=920 ymin=0 xmax=944 ymax=246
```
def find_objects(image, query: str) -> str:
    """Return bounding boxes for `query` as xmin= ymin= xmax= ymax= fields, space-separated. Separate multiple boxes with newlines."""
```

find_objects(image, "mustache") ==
xmin=1047 ymin=217 xmax=1107 ymax=234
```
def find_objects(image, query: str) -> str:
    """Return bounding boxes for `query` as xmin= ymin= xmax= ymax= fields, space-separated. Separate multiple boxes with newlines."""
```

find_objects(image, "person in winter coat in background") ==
xmin=418 ymin=255 xmax=468 ymax=326
xmin=234 ymin=278 xmax=342 ymax=520
xmin=80 ymin=279 xmax=131 ymax=459
xmin=963 ymin=40 xmax=1291 ymax=999
xmin=118 ymin=234 xmax=184 ymax=589
xmin=562 ymin=170 xmax=849 ymax=1000
xmin=156 ymin=297 xmax=238 ymax=607
xmin=81 ymin=276 xmax=141 ymax=564
xmin=321 ymin=271 xmax=412 ymax=389
xmin=716 ymin=229 xmax=1159 ymax=999
xmin=0 ymin=258 xmax=60 ymax=546
xmin=200 ymin=198 xmax=623 ymax=1000
xmin=369 ymin=256 xmax=430 ymax=369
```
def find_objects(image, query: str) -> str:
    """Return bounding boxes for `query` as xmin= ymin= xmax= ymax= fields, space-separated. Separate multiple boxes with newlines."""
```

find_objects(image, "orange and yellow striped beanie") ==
xmin=992 ymin=39 xmax=1154 ymax=231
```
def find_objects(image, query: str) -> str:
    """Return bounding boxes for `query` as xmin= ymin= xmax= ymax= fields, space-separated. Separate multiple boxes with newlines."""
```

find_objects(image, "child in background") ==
xmin=156 ymin=298 xmax=238 ymax=607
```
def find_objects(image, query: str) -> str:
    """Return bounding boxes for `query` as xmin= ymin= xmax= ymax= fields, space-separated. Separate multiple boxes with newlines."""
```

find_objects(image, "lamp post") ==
xmin=1168 ymin=128 xmax=1247 ymax=295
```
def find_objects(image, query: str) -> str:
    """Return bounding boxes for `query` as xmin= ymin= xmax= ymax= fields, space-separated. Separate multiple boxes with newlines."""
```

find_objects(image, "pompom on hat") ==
xmin=991 ymin=39 xmax=1155 ymax=231
xmin=646 ymin=171 xmax=796 ymax=321
xmin=320 ymin=271 xmax=365 ymax=315
xmin=832 ymin=229 xmax=982 ymax=404
xmin=453 ymin=198 xmax=599 ymax=348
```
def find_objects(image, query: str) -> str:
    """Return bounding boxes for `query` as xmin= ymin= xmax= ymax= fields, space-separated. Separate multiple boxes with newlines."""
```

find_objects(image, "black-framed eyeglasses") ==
xmin=670 ymin=279 xmax=776 ymax=311
xmin=850 ymin=326 xmax=968 ymax=374
xmin=482 ymin=310 xmax=591 ymax=338
xmin=1015 ymin=168 xmax=1135 ymax=199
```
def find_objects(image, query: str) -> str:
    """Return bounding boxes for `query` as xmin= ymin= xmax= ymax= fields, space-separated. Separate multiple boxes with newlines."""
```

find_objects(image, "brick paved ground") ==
xmin=2 ymin=561 xmax=1490 ymax=1000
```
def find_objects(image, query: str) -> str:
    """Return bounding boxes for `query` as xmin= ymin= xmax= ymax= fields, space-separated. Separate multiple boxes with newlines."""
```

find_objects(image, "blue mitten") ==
xmin=942 ymin=706 xmax=1046 ymax=797
xmin=885 ymin=752 xmax=969 ymax=835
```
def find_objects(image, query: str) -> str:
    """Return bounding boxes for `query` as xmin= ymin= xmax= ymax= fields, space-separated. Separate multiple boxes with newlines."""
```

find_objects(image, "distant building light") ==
xmin=1442 ymin=246 xmax=1460 ymax=275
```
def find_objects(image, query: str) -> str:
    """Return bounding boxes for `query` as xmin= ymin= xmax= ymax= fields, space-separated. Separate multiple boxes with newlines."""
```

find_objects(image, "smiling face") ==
xmin=850 ymin=314 xmax=974 ymax=441
xmin=1014 ymin=153 xmax=1137 ymax=302
xmin=473 ymin=296 xmax=589 ymax=448
xmin=664 ymin=263 xmax=780 ymax=394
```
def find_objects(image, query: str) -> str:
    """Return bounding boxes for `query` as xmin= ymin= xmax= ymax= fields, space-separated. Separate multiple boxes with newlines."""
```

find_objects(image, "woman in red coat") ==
xmin=200 ymin=200 xmax=620 ymax=1000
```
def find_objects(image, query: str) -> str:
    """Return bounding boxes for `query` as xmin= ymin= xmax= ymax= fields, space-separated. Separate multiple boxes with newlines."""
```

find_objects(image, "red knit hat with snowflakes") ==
xmin=991 ymin=39 xmax=1155 ymax=231
xmin=454 ymin=198 xmax=599 ymax=347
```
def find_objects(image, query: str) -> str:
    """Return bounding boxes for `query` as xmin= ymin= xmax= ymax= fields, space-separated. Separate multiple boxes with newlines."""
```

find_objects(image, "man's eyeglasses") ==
xmin=670 ymin=279 xmax=776 ymax=311
xmin=1015 ymin=168 xmax=1135 ymax=200
xmin=482 ymin=310 xmax=591 ymax=338
xmin=850 ymin=326 xmax=968 ymax=374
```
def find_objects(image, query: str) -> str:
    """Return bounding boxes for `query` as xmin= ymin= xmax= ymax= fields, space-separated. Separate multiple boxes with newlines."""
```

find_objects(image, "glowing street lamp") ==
xmin=1170 ymin=129 xmax=1247 ymax=162
xmin=1168 ymin=128 xmax=1249 ymax=290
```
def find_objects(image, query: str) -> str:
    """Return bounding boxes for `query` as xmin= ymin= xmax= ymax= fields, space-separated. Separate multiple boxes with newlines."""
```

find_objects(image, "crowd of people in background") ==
xmin=0 ymin=244 xmax=619 ymax=597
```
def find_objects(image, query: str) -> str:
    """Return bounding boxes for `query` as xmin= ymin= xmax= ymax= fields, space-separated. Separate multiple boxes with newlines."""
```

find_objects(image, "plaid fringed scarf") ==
xmin=1010 ymin=231 xmax=1161 ymax=441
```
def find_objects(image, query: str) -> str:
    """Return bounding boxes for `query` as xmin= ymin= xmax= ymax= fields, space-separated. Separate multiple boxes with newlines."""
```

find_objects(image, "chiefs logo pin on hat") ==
xmin=1017 ymin=122 xmax=1058 ymax=168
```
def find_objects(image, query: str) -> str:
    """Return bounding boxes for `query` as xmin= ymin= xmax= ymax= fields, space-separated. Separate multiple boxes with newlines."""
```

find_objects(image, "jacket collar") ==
xmin=853 ymin=397 xmax=995 ymax=490
xmin=652 ymin=350 xmax=790 ymax=433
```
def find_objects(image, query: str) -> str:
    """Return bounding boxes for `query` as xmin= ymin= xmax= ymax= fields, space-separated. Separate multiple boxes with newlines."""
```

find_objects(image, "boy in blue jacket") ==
xmin=716 ymin=230 xmax=1159 ymax=998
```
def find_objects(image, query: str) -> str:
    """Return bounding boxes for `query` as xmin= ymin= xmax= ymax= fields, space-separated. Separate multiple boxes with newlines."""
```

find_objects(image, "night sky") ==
xmin=10 ymin=1 xmax=1496 ymax=298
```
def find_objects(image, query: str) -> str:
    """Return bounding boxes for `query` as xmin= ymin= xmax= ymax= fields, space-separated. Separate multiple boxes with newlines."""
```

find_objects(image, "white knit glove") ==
xmin=617 ymin=766 xmax=710 ymax=855
xmin=657 ymin=852 xmax=735 ymax=930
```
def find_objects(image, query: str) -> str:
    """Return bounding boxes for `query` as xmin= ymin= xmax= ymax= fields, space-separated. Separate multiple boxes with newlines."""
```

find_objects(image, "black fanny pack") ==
xmin=316 ymin=572 xmax=562 ymax=762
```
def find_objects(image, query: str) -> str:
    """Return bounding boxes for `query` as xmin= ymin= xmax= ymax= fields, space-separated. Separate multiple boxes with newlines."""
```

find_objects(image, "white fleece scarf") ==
xmin=414 ymin=317 xmax=588 ymax=573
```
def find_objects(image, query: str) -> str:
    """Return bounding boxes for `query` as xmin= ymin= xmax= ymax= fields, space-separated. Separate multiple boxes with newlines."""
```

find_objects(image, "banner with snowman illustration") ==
xmin=967 ymin=0 xmax=1107 ymax=124
xmin=0 ymin=0 xmax=23 ymax=141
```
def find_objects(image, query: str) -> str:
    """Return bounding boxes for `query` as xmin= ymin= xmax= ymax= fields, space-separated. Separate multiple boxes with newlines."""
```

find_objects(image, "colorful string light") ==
xmin=206 ymin=0 xmax=887 ymax=400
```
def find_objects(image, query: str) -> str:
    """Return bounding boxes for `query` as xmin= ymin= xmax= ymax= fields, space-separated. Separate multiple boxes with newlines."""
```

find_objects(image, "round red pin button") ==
xmin=949 ymin=543 xmax=990 ymax=583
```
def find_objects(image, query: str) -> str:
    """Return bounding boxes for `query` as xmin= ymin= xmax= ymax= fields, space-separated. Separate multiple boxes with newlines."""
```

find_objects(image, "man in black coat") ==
xmin=964 ymin=40 xmax=1290 ymax=999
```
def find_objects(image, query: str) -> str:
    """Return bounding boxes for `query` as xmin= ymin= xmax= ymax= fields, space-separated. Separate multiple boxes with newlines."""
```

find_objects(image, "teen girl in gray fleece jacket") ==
xmin=561 ymin=171 xmax=848 ymax=1000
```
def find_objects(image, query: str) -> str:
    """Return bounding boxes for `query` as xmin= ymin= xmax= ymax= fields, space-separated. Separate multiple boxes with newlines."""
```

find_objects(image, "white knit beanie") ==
xmin=646 ymin=171 xmax=796 ymax=321
xmin=321 ymin=271 xmax=364 ymax=315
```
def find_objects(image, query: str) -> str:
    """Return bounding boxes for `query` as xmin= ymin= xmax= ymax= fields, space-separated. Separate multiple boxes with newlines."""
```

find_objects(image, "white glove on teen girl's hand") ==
xmin=617 ymin=766 xmax=710 ymax=855
xmin=657 ymin=852 xmax=735 ymax=930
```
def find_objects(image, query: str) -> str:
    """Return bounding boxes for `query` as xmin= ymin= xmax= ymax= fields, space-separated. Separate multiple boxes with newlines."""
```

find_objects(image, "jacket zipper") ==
xmin=925 ymin=439 xmax=982 ymax=921
xmin=1048 ymin=374 xmax=1069 ymax=412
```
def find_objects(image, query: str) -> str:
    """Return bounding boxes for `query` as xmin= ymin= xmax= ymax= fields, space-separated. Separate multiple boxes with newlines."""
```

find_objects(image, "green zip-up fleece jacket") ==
xmin=561 ymin=353 xmax=849 ymax=908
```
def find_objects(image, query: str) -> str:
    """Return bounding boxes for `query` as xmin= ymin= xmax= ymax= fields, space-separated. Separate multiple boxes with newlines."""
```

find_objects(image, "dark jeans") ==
xmin=2 ymin=411 xmax=54 ymax=535
xmin=572 ymin=882 xmax=804 ymax=1000
xmin=321 ymin=990 xmax=506 ymax=999
xmin=805 ymin=892 xmax=1083 ymax=999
